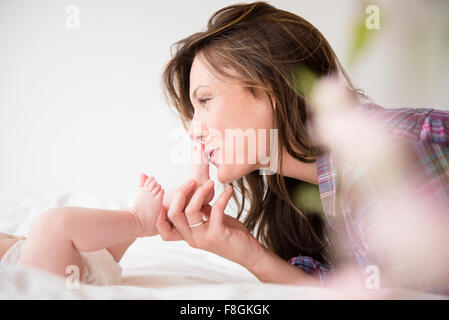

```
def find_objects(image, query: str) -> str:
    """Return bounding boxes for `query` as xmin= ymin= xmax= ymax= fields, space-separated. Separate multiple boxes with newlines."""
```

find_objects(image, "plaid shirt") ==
xmin=289 ymin=103 xmax=449 ymax=288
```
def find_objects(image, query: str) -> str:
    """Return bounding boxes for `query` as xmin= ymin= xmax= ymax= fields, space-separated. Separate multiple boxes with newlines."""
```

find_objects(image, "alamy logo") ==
xmin=365 ymin=265 xmax=380 ymax=290
xmin=365 ymin=4 xmax=380 ymax=30
xmin=66 ymin=264 xmax=80 ymax=290
xmin=170 ymin=121 xmax=279 ymax=175
xmin=66 ymin=5 xmax=81 ymax=30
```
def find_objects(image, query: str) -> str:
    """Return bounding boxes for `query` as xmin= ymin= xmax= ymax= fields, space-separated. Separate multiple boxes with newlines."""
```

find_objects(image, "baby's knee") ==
xmin=30 ymin=207 xmax=71 ymax=239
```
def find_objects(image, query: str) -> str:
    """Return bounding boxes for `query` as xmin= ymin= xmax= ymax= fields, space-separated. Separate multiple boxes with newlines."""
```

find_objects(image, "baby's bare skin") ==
xmin=1 ymin=144 xmax=211 ymax=276
xmin=0 ymin=176 xmax=165 ymax=279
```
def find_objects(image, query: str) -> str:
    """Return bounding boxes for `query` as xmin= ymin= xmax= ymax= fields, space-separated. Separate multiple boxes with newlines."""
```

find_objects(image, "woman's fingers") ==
xmin=210 ymin=185 xmax=233 ymax=230
xmin=190 ymin=143 xmax=210 ymax=185
xmin=203 ymin=182 xmax=215 ymax=204
xmin=200 ymin=204 xmax=212 ymax=221
xmin=184 ymin=179 xmax=214 ymax=226
xmin=156 ymin=205 xmax=183 ymax=241
xmin=166 ymin=179 xmax=197 ymax=238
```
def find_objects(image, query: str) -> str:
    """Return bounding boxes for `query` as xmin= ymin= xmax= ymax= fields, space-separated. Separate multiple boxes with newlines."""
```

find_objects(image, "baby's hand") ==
xmin=131 ymin=174 xmax=164 ymax=237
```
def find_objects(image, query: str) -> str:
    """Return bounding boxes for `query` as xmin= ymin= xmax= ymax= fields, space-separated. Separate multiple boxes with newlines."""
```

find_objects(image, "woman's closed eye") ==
xmin=198 ymin=97 xmax=211 ymax=106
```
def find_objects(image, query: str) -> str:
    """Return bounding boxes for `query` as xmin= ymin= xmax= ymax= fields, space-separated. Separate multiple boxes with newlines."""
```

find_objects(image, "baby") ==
xmin=0 ymin=142 xmax=212 ymax=285
xmin=0 ymin=174 xmax=168 ymax=285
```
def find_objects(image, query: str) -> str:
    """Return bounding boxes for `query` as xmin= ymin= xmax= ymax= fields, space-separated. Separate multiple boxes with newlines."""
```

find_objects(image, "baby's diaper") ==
xmin=0 ymin=239 xmax=25 ymax=266
xmin=79 ymin=249 xmax=122 ymax=285
xmin=0 ymin=239 xmax=122 ymax=286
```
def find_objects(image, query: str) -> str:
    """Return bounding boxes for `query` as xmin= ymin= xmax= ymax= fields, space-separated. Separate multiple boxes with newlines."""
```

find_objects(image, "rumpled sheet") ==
xmin=0 ymin=191 xmax=446 ymax=299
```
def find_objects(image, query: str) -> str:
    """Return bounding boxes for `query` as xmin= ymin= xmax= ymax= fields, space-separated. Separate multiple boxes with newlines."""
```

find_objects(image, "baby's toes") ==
xmin=144 ymin=176 xmax=155 ymax=188
xmin=139 ymin=173 xmax=148 ymax=187
xmin=155 ymin=188 xmax=164 ymax=200
xmin=151 ymin=184 xmax=161 ymax=196
xmin=146 ymin=179 xmax=157 ymax=192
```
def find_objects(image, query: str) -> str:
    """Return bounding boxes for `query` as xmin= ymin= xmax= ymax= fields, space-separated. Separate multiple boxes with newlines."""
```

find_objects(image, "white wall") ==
xmin=0 ymin=0 xmax=448 ymax=197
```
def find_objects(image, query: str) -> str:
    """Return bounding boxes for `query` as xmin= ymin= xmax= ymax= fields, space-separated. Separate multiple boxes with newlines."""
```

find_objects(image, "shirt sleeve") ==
xmin=288 ymin=255 xmax=335 ymax=287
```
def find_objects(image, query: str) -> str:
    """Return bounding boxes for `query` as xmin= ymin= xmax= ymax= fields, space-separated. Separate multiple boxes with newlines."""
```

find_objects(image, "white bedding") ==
xmin=0 ymin=191 xmax=446 ymax=300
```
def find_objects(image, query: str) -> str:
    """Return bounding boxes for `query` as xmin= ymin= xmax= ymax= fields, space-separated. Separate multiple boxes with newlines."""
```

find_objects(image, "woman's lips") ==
xmin=208 ymin=148 xmax=220 ymax=165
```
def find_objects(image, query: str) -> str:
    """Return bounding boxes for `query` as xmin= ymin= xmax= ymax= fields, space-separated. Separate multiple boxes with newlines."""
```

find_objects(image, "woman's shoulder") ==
xmin=358 ymin=102 xmax=449 ymax=144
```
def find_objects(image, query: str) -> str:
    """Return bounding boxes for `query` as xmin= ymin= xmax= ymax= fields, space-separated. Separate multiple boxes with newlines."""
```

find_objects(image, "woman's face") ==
xmin=189 ymin=54 xmax=274 ymax=184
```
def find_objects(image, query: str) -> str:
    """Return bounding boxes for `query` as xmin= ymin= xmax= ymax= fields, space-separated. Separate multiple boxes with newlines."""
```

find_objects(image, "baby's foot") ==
xmin=131 ymin=174 xmax=164 ymax=237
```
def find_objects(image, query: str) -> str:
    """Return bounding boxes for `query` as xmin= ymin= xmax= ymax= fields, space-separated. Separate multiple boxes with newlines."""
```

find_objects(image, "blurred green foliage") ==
xmin=291 ymin=64 xmax=319 ymax=99
xmin=346 ymin=1 xmax=386 ymax=68
xmin=291 ymin=180 xmax=324 ymax=215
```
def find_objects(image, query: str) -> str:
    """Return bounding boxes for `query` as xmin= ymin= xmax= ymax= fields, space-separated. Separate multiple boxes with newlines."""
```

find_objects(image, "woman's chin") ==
xmin=216 ymin=163 xmax=255 ymax=184
xmin=216 ymin=167 xmax=232 ymax=184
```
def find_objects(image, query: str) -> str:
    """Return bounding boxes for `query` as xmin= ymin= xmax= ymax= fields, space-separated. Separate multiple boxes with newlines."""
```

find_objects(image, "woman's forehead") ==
xmin=190 ymin=54 xmax=241 ymax=91
xmin=190 ymin=55 xmax=217 ymax=87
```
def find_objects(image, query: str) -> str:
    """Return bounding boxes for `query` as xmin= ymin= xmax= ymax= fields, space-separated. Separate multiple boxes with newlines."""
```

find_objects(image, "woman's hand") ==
xmin=154 ymin=144 xmax=320 ymax=287
xmin=156 ymin=179 xmax=265 ymax=270
xmin=156 ymin=179 xmax=320 ymax=287
xmin=160 ymin=141 xmax=214 ymax=222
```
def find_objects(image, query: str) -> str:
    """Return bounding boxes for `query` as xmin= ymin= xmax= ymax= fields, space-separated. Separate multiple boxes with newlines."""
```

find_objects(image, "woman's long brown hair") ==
xmin=162 ymin=2 xmax=360 ymax=266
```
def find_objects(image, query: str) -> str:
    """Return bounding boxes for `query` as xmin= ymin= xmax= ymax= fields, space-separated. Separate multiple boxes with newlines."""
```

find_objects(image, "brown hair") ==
xmin=162 ymin=2 xmax=360 ymax=266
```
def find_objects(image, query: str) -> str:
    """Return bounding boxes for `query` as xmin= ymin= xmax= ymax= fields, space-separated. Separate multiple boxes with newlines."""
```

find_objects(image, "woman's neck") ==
xmin=277 ymin=150 xmax=319 ymax=185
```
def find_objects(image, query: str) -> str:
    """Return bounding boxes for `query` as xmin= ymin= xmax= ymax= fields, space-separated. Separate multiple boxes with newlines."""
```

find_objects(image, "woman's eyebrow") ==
xmin=192 ymin=85 xmax=210 ymax=99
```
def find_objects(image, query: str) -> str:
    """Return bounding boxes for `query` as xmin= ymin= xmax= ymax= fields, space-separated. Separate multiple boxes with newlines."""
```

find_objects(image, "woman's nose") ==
xmin=188 ymin=123 xmax=205 ymax=143
xmin=189 ymin=132 xmax=204 ymax=143
xmin=188 ymin=112 xmax=205 ymax=140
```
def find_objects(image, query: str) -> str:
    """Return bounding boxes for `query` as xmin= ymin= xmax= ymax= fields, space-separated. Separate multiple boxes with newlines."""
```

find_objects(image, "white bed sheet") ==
xmin=0 ymin=191 xmax=446 ymax=300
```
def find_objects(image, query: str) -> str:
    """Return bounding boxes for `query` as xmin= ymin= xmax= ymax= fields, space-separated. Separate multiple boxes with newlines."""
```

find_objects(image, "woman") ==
xmin=157 ymin=2 xmax=449 ymax=293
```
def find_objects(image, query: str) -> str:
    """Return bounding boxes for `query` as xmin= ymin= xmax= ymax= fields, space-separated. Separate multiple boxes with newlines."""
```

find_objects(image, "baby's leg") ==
xmin=19 ymin=176 xmax=163 ymax=278
xmin=106 ymin=238 xmax=136 ymax=263
xmin=104 ymin=174 xmax=166 ymax=262
xmin=102 ymin=173 xmax=160 ymax=263
xmin=18 ymin=206 xmax=143 ymax=278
